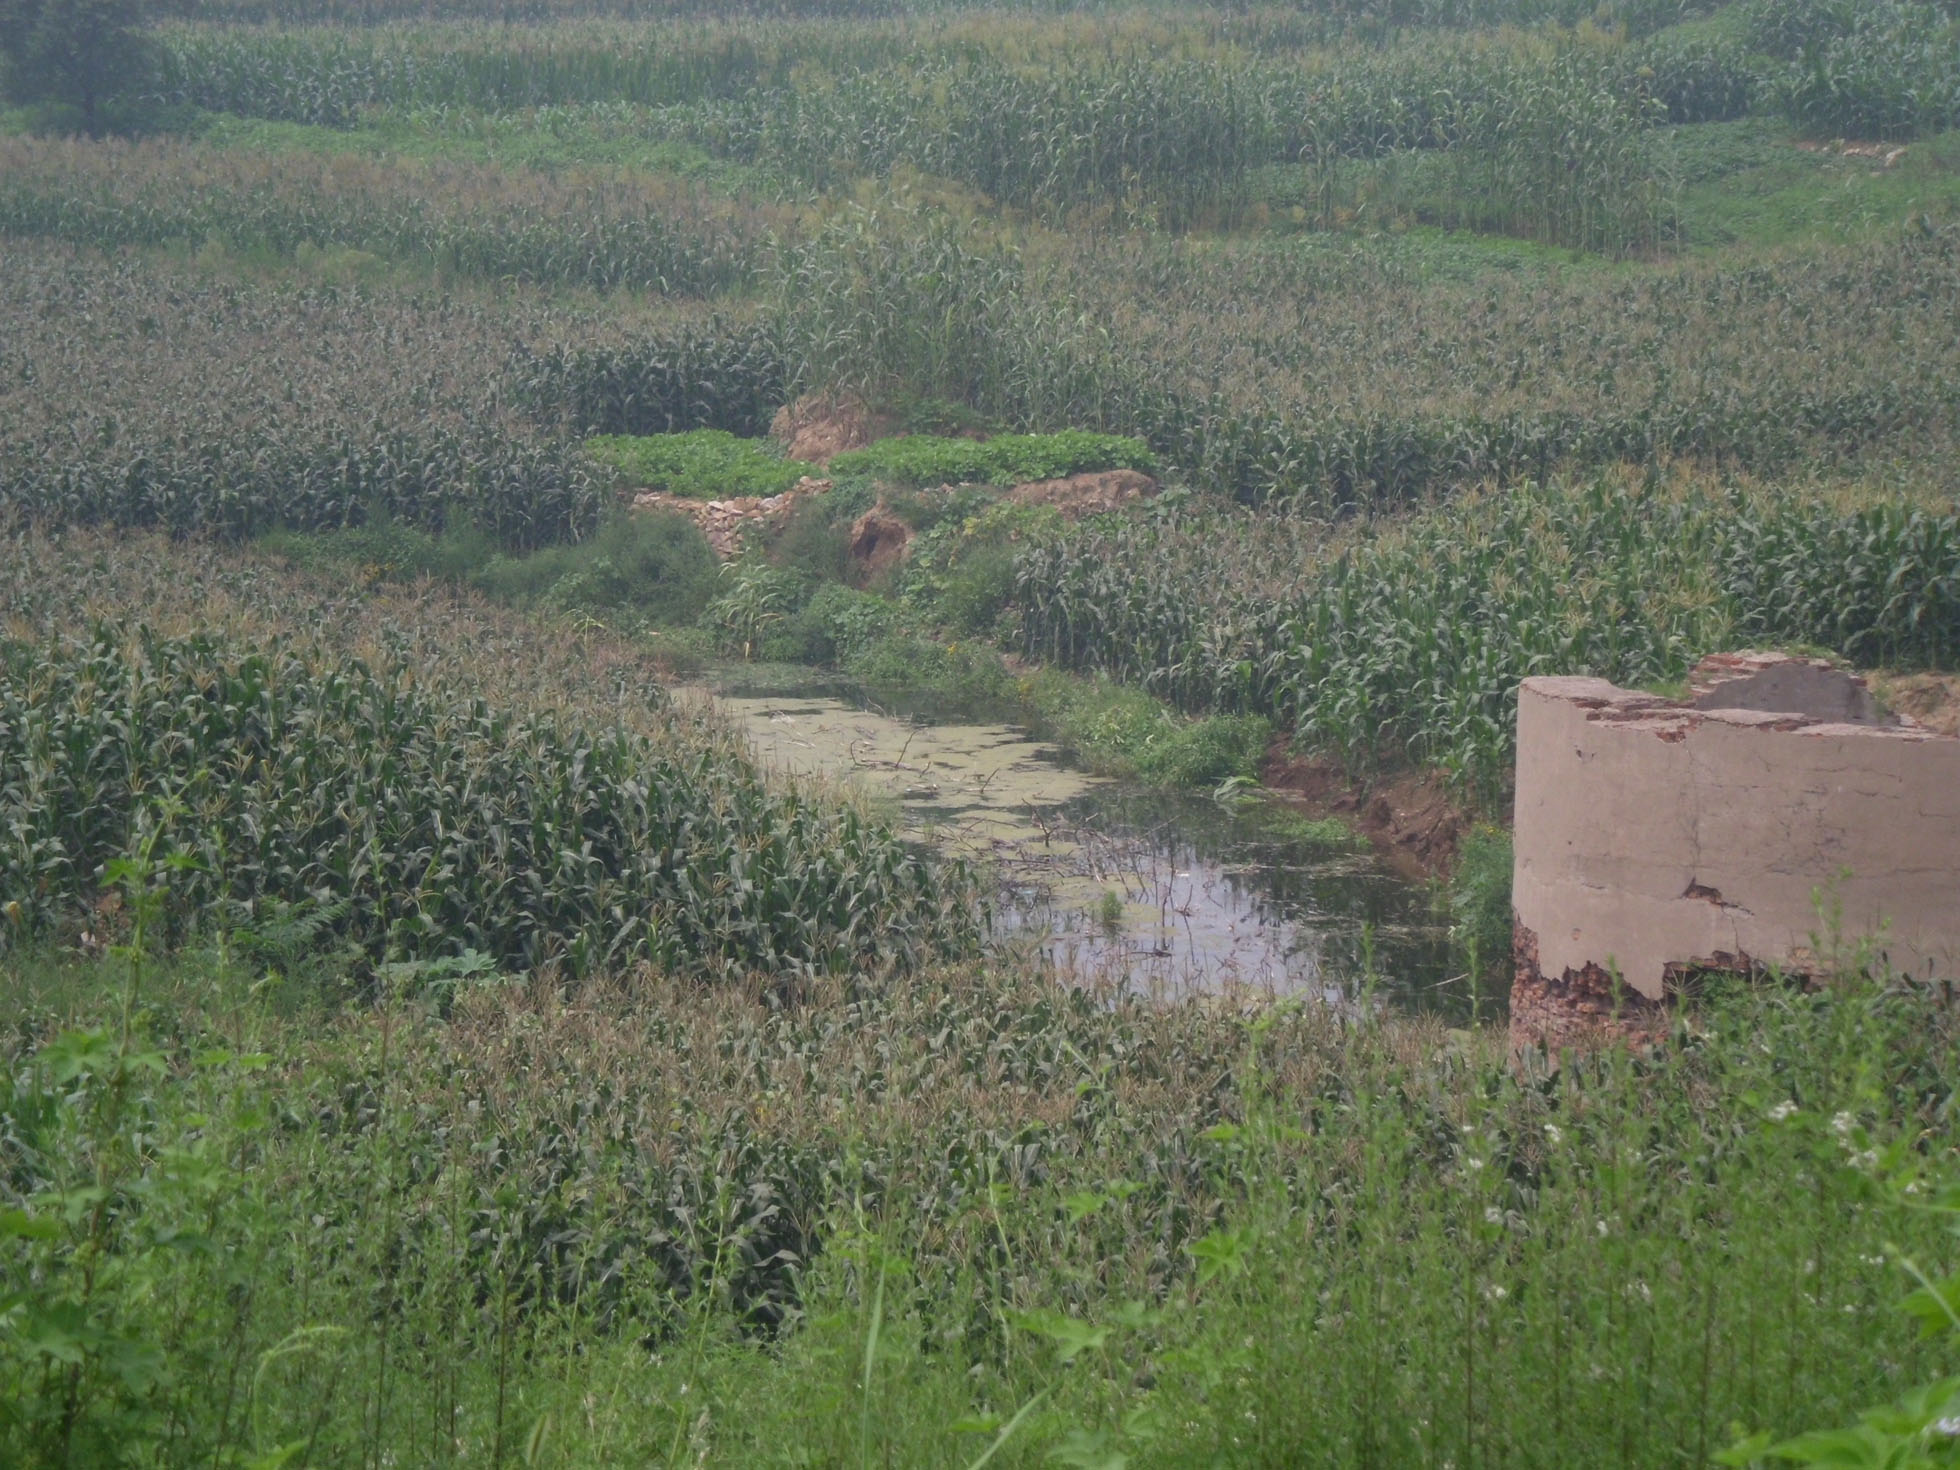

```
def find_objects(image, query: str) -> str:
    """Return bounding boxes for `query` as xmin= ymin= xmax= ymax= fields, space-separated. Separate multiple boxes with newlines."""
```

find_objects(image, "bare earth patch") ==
xmin=1793 ymin=138 xmax=1909 ymax=169
xmin=848 ymin=505 xmax=913 ymax=583
xmin=1008 ymin=468 xmax=1159 ymax=519
xmin=634 ymin=478 xmax=831 ymax=559
xmin=1260 ymin=743 xmax=1476 ymax=879
xmin=768 ymin=391 xmax=897 ymax=465
xmin=1872 ymin=669 xmax=1960 ymax=736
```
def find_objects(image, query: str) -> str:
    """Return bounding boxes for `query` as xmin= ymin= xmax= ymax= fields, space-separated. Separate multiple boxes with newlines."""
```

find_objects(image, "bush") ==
xmin=471 ymin=509 xmax=720 ymax=628
xmin=1025 ymin=672 xmax=1269 ymax=788
xmin=787 ymin=582 xmax=900 ymax=665
xmin=699 ymin=560 xmax=806 ymax=658
xmin=586 ymin=429 xmax=813 ymax=501
xmin=828 ymin=432 xmax=1156 ymax=488
xmin=1449 ymin=824 xmax=1515 ymax=1004
xmin=843 ymin=633 xmax=1012 ymax=704
xmin=764 ymin=496 xmax=855 ymax=585
xmin=901 ymin=499 xmax=1062 ymax=638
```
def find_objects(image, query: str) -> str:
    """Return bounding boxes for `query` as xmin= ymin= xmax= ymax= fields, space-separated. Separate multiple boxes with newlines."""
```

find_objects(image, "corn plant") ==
xmin=1015 ymin=474 xmax=1960 ymax=802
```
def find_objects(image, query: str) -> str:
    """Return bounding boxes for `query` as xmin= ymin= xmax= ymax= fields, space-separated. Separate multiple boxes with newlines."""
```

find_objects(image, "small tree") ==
xmin=0 ymin=0 xmax=155 ymax=135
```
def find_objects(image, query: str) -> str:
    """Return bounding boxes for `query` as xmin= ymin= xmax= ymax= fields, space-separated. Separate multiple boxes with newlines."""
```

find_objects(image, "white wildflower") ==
xmin=1485 ymin=1206 xmax=1505 ymax=1226
xmin=1543 ymin=1123 xmax=1563 ymax=1145
xmin=1931 ymin=1417 xmax=1960 ymax=1440
xmin=1831 ymin=1110 xmax=1855 ymax=1139
xmin=1596 ymin=1219 xmax=1610 ymax=1237
xmin=1852 ymin=1149 xmax=1879 ymax=1170
xmin=1767 ymin=1101 xmax=1798 ymax=1123
xmin=1464 ymin=1156 xmax=1485 ymax=1173
xmin=1485 ymin=1283 xmax=1508 ymax=1301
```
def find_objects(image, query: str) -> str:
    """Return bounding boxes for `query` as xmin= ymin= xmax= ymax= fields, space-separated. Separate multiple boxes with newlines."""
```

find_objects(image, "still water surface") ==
xmin=686 ymin=666 xmax=1464 ymax=1018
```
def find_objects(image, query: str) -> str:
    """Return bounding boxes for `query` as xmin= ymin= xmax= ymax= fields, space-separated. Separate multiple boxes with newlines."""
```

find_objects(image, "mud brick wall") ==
xmin=1511 ymin=662 xmax=1960 ymax=1044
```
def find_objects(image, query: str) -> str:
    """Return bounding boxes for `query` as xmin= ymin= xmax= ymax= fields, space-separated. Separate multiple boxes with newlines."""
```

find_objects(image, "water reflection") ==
xmin=686 ymin=667 xmax=1463 ymax=1020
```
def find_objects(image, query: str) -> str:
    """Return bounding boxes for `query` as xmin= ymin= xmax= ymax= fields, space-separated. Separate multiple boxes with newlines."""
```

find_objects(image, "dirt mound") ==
xmin=848 ymin=506 xmax=912 ymax=583
xmin=1260 ymin=745 xmax=1479 ymax=879
xmin=769 ymin=392 xmax=896 ymax=465
xmin=1008 ymin=469 xmax=1158 ymax=519
xmin=1872 ymin=670 xmax=1960 ymax=736
xmin=635 ymin=477 xmax=830 ymax=560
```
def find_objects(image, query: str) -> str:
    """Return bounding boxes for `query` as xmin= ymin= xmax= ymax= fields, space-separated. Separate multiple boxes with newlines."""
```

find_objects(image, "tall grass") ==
xmin=3 ymin=941 xmax=1951 ymax=1465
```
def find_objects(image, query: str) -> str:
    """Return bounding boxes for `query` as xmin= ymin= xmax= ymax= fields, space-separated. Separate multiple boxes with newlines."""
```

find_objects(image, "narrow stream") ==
xmin=686 ymin=666 xmax=1466 ymax=1019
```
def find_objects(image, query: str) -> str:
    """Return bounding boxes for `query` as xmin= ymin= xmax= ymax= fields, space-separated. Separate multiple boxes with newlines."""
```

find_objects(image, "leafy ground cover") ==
xmin=588 ymin=429 xmax=813 ymax=499
xmin=828 ymin=432 xmax=1155 ymax=487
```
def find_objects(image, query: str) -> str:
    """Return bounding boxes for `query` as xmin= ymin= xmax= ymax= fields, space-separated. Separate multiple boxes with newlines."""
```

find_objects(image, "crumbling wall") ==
xmin=1511 ymin=656 xmax=1960 ymax=1047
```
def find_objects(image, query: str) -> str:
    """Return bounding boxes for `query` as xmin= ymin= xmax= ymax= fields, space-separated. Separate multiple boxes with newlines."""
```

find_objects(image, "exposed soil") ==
xmin=1794 ymin=138 xmax=1909 ymax=169
xmin=848 ymin=505 xmax=913 ymax=583
xmin=1259 ymin=743 xmax=1482 ymax=880
xmin=1508 ymin=922 xmax=1673 ymax=1054
xmin=634 ymin=478 xmax=830 ymax=559
xmin=769 ymin=391 xmax=898 ymax=465
xmin=1008 ymin=468 xmax=1159 ymax=519
xmin=1872 ymin=670 xmax=1960 ymax=736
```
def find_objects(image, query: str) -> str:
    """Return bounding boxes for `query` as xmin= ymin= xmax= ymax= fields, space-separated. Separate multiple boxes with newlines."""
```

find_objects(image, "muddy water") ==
xmin=686 ymin=667 xmax=1463 ymax=1018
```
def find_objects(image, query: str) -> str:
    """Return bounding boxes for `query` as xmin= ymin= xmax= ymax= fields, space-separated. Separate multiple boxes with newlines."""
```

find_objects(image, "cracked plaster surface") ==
xmin=1512 ymin=662 xmax=1960 ymax=1002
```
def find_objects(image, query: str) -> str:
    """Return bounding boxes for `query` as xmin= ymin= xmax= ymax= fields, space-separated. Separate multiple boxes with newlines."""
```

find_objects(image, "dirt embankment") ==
xmin=769 ymin=392 xmax=895 ymax=464
xmin=1873 ymin=670 xmax=1960 ymax=736
xmin=1261 ymin=742 xmax=1488 ymax=880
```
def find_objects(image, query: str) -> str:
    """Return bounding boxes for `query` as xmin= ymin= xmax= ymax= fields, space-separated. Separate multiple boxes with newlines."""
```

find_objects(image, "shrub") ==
xmin=700 ymin=560 xmax=805 ymax=658
xmin=787 ymin=581 xmax=899 ymax=665
xmin=901 ymin=499 xmax=1062 ymax=638
xmin=471 ymin=509 xmax=720 ymax=628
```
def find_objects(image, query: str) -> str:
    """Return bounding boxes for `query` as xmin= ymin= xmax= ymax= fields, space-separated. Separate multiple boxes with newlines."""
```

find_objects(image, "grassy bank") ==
xmin=6 ymin=940 xmax=1954 ymax=1466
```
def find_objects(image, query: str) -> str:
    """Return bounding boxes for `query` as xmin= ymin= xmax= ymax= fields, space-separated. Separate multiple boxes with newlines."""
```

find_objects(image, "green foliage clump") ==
xmin=843 ymin=633 xmax=1013 ymax=705
xmin=1448 ymin=824 xmax=1515 ymax=1004
xmin=828 ymin=431 xmax=1155 ymax=488
xmin=0 ymin=0 xmax=153 ymax=135
xmin=471 ymin=509 xmax=721 ymax=628
xmin=700 ymin=560 xmax=806 ymax=659
xmin=586 ymin=430 xmax=813 ymax=500
xmin=262 ymin=511 xmax=723 ymax=631
xmin=900 ymin=499 xmax=1061 ymax=639
xmin=786 ymin=581 xmax=899 ymax=665
xmin=1024 ymin=671 xmax=1268 ymax=788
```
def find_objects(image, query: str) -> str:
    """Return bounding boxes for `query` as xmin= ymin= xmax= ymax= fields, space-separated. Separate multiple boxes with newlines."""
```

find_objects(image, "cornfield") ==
xmin=0 ymin=135 xmax=774 ymax=297
xmin=0 ymin=533 xmax=975 ymax=975
xmin=1015 ymin=474 xmax=1960 ymax=800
